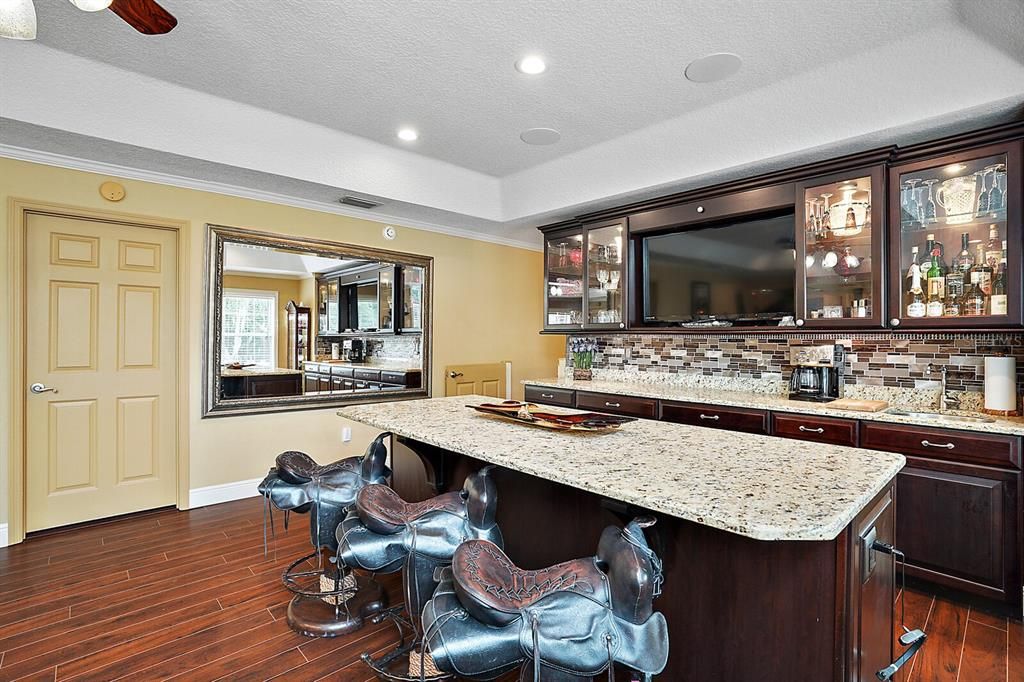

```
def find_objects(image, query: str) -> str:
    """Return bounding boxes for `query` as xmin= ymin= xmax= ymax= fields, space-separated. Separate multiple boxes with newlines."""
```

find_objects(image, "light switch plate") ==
xmin=342 ymin=427 xmax=352 ymax=443
xmin=862 ymin=526 xmax=877 ymax=583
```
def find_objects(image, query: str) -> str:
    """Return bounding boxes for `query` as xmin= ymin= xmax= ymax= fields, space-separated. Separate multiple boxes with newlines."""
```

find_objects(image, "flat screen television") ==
xmin=641 ymin=209 xmax=796 ymax=326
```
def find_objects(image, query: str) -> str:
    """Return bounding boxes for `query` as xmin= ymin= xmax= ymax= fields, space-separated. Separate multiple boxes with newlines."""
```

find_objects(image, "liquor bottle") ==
xmin=985 ymin=224 xmax=1002 ymax=270
xmin=906 ymin=264 xmax=926 ymax=318
xmin=926 ymin=248 xmax=945 ymax=317
xmin=906 ymin=246 xmax=920 ymax=284
xmin=964 ymin=277 xmax=987 ymax=316
xmin=991 ymin=264 xmax=1008 ymax=316
xmin=971 ymin=243 xmax=993 ymax=295
xmin=943 ymin=289 xmax=962 ymax=317
xmin=922 ymin=233 xmax=947 ymax=269
xmin=952 ymin=232 xmax=974 ymax=272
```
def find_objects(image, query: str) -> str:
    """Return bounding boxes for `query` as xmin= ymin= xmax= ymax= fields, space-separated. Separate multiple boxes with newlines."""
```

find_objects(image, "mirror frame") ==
xmin=202 ymin=224 xmax=432 ymax=418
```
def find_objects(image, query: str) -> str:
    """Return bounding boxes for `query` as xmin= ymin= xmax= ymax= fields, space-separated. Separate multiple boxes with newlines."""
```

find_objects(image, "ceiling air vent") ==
xmin=339 ymin=195 xmax=381 ymax=209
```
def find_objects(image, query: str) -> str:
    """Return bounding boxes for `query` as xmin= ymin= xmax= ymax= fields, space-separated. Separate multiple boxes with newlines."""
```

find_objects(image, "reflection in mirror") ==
xmin=204 ymin=225 xmax=431 ymax=417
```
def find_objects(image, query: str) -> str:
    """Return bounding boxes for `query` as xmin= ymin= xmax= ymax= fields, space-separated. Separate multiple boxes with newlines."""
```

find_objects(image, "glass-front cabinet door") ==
xmin=795 ymin=167 xmax=885 ymax=327
xmin=544 ymin=227 xmax=585 ymax=329
xmin=888 ymin=141 xmax=1022 ymax=329
xmin=584 ymin=220 xmax=627 ymax=329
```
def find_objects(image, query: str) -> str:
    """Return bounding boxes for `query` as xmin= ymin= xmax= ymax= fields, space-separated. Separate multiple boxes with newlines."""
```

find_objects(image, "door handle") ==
xmin=448 ymin=371 xmax=463 ymax=379
xmin=29 ymin=383 xmax=57 ymax=395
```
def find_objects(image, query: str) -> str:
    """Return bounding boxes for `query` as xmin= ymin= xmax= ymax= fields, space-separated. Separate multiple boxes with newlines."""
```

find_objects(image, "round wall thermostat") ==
xmin=99 ymin=181 xmax=126 ymax=202
xmin=382 ymin=225 xmax=397 ymax=240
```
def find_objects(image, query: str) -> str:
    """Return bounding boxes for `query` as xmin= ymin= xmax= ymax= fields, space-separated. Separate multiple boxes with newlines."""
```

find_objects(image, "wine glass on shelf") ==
xmin=609 ymin=270 xmax=620 ymax=291
xmin=988 ymin=163 xmax=1006 ymax=213
xmin=820 ymin=193 xmax=833 ymax=232
xmin=922 ymin=179 xmax=938 ymax=225
xmin=557 ymin=242 xmax=568 ymax=268
xmin=976 ymin=167 xmax=993 ymax=216
xmin=902 ymin=179 xmax=920 ymax=227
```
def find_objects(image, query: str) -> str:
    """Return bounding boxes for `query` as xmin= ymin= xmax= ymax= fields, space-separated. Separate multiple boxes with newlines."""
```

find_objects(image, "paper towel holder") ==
xmin=983 ymin=352 xmax=1019 ymax=418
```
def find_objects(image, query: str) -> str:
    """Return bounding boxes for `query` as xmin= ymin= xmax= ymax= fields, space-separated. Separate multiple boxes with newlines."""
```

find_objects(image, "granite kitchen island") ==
xmin=339 ymin=395 xmax=907 ymax=681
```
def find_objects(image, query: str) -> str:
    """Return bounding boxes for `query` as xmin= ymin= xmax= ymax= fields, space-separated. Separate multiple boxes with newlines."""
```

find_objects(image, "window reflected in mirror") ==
xmin=204 ymin=225 xmax=431 ymax=417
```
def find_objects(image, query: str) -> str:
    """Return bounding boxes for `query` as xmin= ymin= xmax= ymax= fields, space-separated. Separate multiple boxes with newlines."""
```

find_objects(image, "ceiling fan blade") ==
xmin=109 ymin=0 xmax=177 ymax=35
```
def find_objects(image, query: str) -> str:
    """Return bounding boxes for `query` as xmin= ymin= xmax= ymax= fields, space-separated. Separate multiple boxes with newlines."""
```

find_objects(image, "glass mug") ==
xmin=935 ymin=174 xmax=977 ymax=225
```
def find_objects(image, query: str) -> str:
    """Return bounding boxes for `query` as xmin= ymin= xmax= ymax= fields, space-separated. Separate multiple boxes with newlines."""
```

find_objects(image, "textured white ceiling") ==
xmin=27 ymin=0 xmax=949 ymax=176
xmin=2 ymin=0 xmax=1024 ymax=245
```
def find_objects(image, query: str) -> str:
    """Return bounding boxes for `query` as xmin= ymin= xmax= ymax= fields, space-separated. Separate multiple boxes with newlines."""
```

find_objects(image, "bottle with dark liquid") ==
xmin=991 ymin=244 xmax=1008 ymax=316
xmin=952 ymin=232 xmax=974 ymax=272
xmin=964 ymin=277 xmax=987 ymax=316
xmin=985 ymin=224 xmax=1002 ymax=270
xmin=971 ymin=243 xmax=993 ymax=295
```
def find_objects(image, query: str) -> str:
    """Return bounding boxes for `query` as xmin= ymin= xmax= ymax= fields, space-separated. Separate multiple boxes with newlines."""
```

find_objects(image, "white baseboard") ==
xmin=188 ymin=477 xmax=263 ymax=509
xmin=0 ymin=523 xmax=8 ymax=548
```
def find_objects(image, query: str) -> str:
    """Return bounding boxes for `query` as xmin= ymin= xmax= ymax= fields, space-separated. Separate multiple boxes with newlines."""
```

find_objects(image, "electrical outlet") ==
xmin=342 ymin=427 xmax=352 ymax=443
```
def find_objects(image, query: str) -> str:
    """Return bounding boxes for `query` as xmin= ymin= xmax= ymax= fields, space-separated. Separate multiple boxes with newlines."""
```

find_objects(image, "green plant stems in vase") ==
xmin=569 ymin=337 xmax=598 ymax=381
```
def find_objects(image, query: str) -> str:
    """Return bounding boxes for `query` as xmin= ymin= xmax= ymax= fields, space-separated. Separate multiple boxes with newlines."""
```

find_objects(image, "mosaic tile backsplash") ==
xmin=315 ymin=334 xmax=421 ymax=362
xmin=570 ymin=333 xmax=1024 ymax=398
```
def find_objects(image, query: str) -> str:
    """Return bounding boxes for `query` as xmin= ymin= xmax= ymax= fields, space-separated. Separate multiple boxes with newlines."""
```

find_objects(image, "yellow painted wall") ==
xmin=0 ymin=157 xmax=564 ymax=530
xmin=222 ymin=273 xmax=311 ymax=368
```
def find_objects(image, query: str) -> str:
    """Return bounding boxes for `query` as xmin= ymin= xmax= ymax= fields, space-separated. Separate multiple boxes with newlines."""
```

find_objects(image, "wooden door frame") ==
xmin=6 ymin=198 xmax=190 ymax=545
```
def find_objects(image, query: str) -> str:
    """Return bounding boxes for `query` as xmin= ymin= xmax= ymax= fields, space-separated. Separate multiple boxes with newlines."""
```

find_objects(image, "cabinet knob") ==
xmin=618 ymin=322 xmax=625 ymax=329
xmin=696 ymin=206 xmax=705 ymax=213
xmin=795 ymin=318 xmax=805 ymax=327
xmin=890 ymin=318 xmax=901 ymax=327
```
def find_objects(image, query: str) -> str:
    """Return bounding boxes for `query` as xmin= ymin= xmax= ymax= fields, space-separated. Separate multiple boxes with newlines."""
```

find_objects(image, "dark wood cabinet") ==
xmin=661 ymin=400 xmax=768 ymax=434
xmin=794 ymin=165 xmax=886 ymax=328
xmin=888 ymin=140 xmax=1022 ymax=330
xmin=576 ymin=390 xmax=657 ymax=418
xmin=538 ymin=122 xmax=1024 ymax=334
xmin=221 ymin=372 xmax=302 ymax=398
xmin=861 ymin=421 xmax=1022 ymax=605
xmin=543 ymin=220 xmax=627 ymax=331
xmin=524 ymin=385 xmax=575 ymax=407
xmin=304 ymin=361 xmax=420 ymax=393
xmin=896 ymin=461 xmax=1019 ymax=602
xmin=771 ymin=412 xmax=858 ymax=446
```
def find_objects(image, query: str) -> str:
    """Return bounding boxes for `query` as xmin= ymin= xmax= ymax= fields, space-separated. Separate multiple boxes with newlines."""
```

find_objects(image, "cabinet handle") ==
xmin=795 ymin=318 xmax=805 ymax=327
xmin=699 ymin=414 xmax=720 ymax=421
xmin=921 ymin=439 xmax=955 ymax=450
xmin=541 ymin=393 xmax=554 ymax=399
xmin=890 ymin=318 xmax=901 ymax=327
xmin=619 ymin=322 xmax=625 ymax=328
xmin=605 ymin=401 xmax=621 ymax=408
xmin=798 ymin=425 xmax=825 ymax=433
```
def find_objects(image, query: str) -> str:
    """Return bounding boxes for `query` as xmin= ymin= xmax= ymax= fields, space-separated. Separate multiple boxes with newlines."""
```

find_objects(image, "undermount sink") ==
xmin=885 ymin=408 xmax=995 ymax=424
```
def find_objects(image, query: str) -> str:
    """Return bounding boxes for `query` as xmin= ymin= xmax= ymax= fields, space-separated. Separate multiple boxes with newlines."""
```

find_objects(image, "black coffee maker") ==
xmin=347 ymin=338 xmax=365 ymax=363
xmin=788 ymin=344 xmax=844 ymax=402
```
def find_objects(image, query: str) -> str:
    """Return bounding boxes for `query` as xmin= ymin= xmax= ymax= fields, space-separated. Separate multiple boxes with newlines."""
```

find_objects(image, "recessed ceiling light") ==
xmin=515 ymin=55 xmax=547 ymax=75
xmin=945 ymin=163 xmax=967 ymax=174
xmin=397 ymin=127 xmax=418 ymax=142
xmin=520 ymin=128 xmax=561 ymax=145
xmin=684 ymin=53 xmax=742 ymax=83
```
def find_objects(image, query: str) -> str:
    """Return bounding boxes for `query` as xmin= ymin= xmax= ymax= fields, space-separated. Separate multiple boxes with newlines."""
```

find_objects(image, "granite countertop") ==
xmin=338 ymin=395 xmax=905 ymax=542
xmin=308 ymin=359 xmax=422 ymax=372
xmin=221 ymin=367 xmax=303 ymax=377
xmin=525 ymin=377 xmax=1024 ymax=436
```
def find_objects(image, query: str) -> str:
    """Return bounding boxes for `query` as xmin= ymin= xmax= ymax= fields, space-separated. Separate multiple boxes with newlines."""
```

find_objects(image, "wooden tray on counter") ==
xmin=469 ymin=401 xmax=637 ymax=432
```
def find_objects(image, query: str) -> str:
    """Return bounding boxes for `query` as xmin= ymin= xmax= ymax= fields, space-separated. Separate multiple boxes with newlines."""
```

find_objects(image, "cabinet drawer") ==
xmin=660 ymin=401 xmax=768 ymax=434
xmin=380 ymin=371 xmax=407 ymax=386
xmin=331 ymin=365 xmax=354 ymax=377
xmin=772 ymin=413 xmax=858 ymax=447
xmin=860 ymin=422 xmax=1020 ymax=470
xmin=354 ymin=368 xmax=381 ymax=382
xmin=524 ymin=385 xmax=575 ymax=407
xmin=576 ymin=391 xmax=657 ymax=419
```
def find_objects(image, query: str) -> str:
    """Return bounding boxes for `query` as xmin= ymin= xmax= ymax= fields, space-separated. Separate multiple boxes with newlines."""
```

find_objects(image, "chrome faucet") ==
xmin=926 ymin=363 xmax=961 ymax=412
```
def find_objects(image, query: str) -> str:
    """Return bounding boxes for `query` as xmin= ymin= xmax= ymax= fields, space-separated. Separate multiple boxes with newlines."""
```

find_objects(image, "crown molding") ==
xmin=0 ymin=144 xmax=542 ymax=252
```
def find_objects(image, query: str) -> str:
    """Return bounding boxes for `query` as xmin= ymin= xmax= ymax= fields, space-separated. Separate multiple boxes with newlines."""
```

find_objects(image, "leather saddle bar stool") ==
xmin=337 ymin=465 xmax=502 ymax=681
xmin=421 ymin=516 xmax=669 ymax=681
xmin=258 ymin=433 xmax=391 ymax=637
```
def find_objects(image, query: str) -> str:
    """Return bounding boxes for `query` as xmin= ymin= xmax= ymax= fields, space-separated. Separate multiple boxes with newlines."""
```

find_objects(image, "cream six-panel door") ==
xmin=25 ymin=213 xmax=178 ymax=531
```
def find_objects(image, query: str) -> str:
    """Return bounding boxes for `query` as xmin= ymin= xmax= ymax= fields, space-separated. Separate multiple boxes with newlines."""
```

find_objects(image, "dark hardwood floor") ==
xmin=0 ymin=497 xmax=1020 ymax=681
